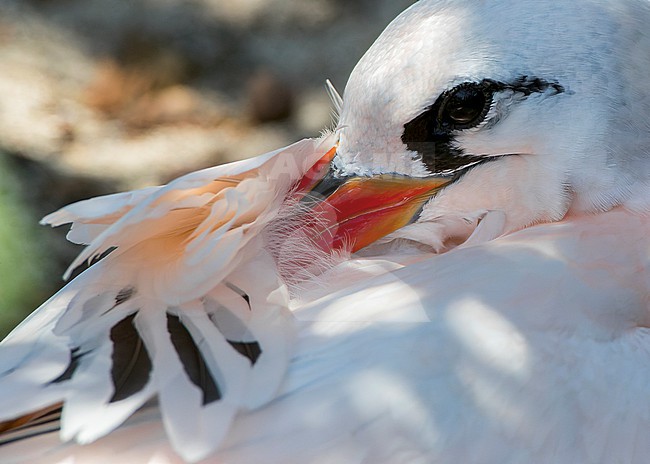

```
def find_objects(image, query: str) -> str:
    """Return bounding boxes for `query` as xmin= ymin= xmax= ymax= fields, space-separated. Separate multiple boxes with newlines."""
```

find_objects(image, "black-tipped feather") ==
xmin=167 ymin=315 xmax=222 ymax=405
xmin=227 ymin=341 xmax=262 ymax=365
xmin=109 ymin=314 xmax=152 ymax=403
xmin=51 ymin=348 xmax=83 ymax=384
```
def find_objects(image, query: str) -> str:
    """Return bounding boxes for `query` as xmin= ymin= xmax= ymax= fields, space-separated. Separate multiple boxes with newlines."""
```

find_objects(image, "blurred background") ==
xmin=0 ymin=0 xmax=416 ymax=337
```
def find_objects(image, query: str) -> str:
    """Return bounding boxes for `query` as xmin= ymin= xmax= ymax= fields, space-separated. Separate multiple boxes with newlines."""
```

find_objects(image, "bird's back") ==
xmin=3 ymin=208 xmax=648 ymax=464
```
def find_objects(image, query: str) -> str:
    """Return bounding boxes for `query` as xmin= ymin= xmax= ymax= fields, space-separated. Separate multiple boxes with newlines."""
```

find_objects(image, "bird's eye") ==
xmin=438 ymin=83 xmax=493 ymax=130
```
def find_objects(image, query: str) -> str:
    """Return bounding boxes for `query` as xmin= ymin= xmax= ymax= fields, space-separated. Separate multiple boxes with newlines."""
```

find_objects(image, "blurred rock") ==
xmin=124 ymin=85 xmax=225 ymax=130
xmin=84 ymin=33 xmax=198 ymax=120
xmin=247 ymin=70 xmax=294 ymax=123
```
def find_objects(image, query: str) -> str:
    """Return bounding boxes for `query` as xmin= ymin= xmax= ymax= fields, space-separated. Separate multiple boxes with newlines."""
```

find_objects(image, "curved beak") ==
xmin=294 ymin=146 xmax=454 ymax=254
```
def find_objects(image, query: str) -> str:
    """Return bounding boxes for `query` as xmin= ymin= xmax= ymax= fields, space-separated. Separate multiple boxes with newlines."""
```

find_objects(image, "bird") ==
xmin=1 ymin=0 xmax=650 ymax=463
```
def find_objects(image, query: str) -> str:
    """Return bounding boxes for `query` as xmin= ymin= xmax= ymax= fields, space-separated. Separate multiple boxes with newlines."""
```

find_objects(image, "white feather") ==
xmin=325 ymin=79 xmax=343 ymax=123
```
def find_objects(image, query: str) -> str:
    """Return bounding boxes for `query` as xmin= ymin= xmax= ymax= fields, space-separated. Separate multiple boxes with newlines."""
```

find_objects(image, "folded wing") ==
xmin=0 ymin=137 xmax=331 ymax=462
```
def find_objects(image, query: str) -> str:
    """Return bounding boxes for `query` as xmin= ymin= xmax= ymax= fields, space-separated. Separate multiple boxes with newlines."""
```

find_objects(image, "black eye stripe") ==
xmin=401 ymin=76 xmax=565 ymax=175
xmin=505 ymin=76 xmax=565 ymax=96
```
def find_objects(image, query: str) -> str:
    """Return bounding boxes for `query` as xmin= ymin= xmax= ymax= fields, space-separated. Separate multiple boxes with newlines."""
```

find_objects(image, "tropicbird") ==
xmin=1 ymin=0 xmax=649 ymax=463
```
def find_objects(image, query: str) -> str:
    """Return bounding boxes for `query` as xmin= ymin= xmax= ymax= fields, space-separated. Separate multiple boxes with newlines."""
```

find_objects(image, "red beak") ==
xmin=294 ymin=146 xmax=454 ymax=254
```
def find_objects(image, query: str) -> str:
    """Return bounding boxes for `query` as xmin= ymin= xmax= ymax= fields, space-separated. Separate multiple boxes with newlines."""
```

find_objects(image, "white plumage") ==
xmin=1 ymin=0 xmax=649 ymax=463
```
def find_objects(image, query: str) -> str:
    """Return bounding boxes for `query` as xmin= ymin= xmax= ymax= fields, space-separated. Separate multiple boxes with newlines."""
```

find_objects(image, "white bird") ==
xmin=1 ymin=0 xmax=649 ymax=463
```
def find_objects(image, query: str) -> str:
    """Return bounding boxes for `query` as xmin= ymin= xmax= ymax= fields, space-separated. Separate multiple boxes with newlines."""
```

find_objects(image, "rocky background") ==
xmin=0 ymin=0 xmax=416 ymax=336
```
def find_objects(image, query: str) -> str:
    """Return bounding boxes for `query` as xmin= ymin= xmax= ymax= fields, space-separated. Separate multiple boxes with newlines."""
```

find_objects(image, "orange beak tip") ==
xmin=302 ymin=172 xmax=450 ymax=254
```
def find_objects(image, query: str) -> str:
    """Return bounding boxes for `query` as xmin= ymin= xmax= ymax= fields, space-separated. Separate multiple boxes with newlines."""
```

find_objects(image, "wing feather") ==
xmin=0 ymin=136 xmax=334 ymax=462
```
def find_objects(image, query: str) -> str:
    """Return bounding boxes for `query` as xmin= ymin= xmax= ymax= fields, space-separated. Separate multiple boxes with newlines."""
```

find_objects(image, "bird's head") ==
xmin=301 ymin=0 xmax=650 ymax=254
